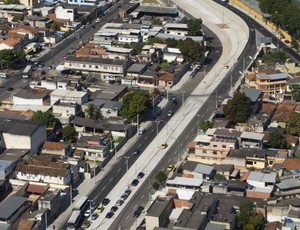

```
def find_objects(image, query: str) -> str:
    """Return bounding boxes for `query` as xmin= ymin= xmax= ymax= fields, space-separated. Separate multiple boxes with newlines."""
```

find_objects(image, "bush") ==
xmin=152 ymin=181 xmax=160 ymax=190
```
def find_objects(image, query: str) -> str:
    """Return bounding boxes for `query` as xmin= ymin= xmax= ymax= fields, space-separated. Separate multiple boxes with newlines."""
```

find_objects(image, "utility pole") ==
xmin=215 ymin=90 xmax=218 ymax=110
xmin=136 ymin=113 xmax=139 ymax=137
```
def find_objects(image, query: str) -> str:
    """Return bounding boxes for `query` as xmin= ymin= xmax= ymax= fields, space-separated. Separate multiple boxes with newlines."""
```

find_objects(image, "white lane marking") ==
xmin=145 ymin=136 xmax=149 ymax=140
xmin=125 ymin=215 xmax=129 ymax=220
xmin=141 ymin=194 xmax=145 ymax=199
xmin=133 ymin=204 xmax=137 ymax=210
xmin=117 ymin=168 xmax=121 ymax=173
xmin=138 ymin=144 xmax=141 ymax=148
xmin=109 ymin=177 xmax=113 ymax=182
xmin=101 ymin=186 xmax=106 ymax=191
xmin=151 ymin=129 xmax=154 ymax=133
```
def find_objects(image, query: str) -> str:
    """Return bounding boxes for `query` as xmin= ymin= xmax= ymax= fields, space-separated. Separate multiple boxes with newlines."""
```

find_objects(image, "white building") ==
xmin=164 ymin=23 xmax=188 ymax=36
xmin=13 ymin=90 xmax=48 ymax=106
xmin=50 ymin=89 xmax=88 ymax=105
xmin=53 ymin=101 xmax=81 ymax=124
xmin=55 ymin=6 xmax=76 ymax=22
xmin=163 ymin=47 xmax=184 ymax=64
xmin=0 ymin=119 xmax=46 ymax=154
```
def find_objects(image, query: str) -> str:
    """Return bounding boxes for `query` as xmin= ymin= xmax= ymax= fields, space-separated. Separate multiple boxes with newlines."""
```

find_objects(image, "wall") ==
xmin=13 ymin=96 xmax=43 ymax=106
xmin=30 ymin=125 xmax=47 ymax=154
xmin=55 ymin=6 xmax=74 ymax=22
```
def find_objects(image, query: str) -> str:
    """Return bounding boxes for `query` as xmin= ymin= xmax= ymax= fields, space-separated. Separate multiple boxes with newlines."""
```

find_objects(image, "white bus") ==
xmin=72 ymin=196 xmax=88 ymax=212
xmin=67 ymin=210 xmax=82 ymax=230
xmin=22 ymin=65 xmax=33 ymax=78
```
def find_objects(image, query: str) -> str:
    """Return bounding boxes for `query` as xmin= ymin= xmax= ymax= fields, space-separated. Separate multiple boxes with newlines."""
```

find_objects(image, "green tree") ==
xmin=262 ymin=50 xmax=287 ymax=64
xmin=223 ymin=91 xmax=251 ymax=123
xmin=120 ymin=91 xmax=150 ymax=121
xmin=165 ymin=38 xmax=179 ymax=48
xmin=187 ymin=19 xmax=203 ymax=36
xmin=0 ymin=49 xmax=25 ymax=65
xmin=31 ymin=110 xmax=57 ymax=128
xmin=289 ymin=84 xmax=300 ymax=100
xmin=155 ymin=171 xmax=168 ymax=184
xmin=147 ymin=37 xmax=165 ymax=45
xmin=12 ymin=14 xmax=24 ymax=22
xmin=214 ymin=173 xmax=226 ymax=181
xmin=130 ymin=43 xmax=143 ymax=55
xmin=177 ymin=38 xmax=204 ymax=62
xmin=152 ymin=19 xmax=162 ymax=25
xmin=85 ymin=104 xmax=102 ymax=120
xmin=49 ymin=22 xmax=60 ymax=31
xmin=268 ymin=131 xmax=290 ymax=149
xmin=152 ymin=181 xmax=160 ymax=190
xmin=159 ymin=60 xmax=169 ymax=70
xmin=287 ymin=111 xmax=300 ymax=136
xmin=63 ymin=125 xmax=76 ymax=143
xmin=199 ymin=120 xmax=214 ymax=132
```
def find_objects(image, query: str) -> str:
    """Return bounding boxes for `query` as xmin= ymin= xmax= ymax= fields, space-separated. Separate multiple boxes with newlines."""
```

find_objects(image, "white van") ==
xmin=0 ymin=72 xmax=6 ymax=78
xmin=138 ymin=127 xmax=145 ymax=135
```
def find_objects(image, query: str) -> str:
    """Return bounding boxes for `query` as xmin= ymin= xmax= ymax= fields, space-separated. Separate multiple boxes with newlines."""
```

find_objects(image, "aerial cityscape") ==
xmin=0 ymin=0 xmax=299 ymax=229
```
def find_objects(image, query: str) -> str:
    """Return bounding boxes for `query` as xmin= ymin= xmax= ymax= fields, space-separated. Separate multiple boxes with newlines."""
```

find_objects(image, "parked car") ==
xmin=167 ymin=164 xmax=174 ymax=172
xmin=111 ymin=206 xmax=118 ymax=212
xmin=133 ymin=206 xmax=144 ymax=218
xmin=7 ymin=87 xmax=13 ymax=91
xmin=160 ymin=143 xmax=168 ymax=149
xmin=137 ymin=172 xmax=145 ymax=179
xmin=91 ymin=213 xmax=98 ymax=220
xmin=102 ymin=198 xmax=110 ymax=206
xmin=167 ymin=110 xmax=173 ymax=117
xmin=131 ymin=179 xmax=139 ymax=186
xmin=82 ymin=221 xmax=91 ymax=228
xmin=105 ymin=212 xmax=114 ymax=218
xmin=84 ymin=209 xmax=91 ymax=217
xmin=96 ymin=204 xmax=104 ymax=213
xmin=121 ymin=192 xmax=129 ymax=200
xmin=224 ymin=64 xmax=229 ymax=69
xmin=91 ymin=201 xmax=97 ymax=211
xmin=132 ymin=149 xmax=140 ymax=155
xmin=116 ymin=199 xmax=124 ymax=206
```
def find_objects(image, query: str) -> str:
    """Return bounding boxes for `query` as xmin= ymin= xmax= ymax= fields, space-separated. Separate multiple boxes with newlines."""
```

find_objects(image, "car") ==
xmin=84 ymin=209 xmax=91 ymax=217
xmin=131 ymin=179 xmax=139 ymax=186
xmin=102 ymin=198 xmax=110 ymax=206
xmin=95 ymin=18 xmax=100 ymax=22
xmin=105 ymin=212 xmax=114 ymax=218
xmin=7 ymin=87 xmax=13 ymax=91
xmin=116 ymin=199 xmax=124 ymax=206
xmin=91 ymin=25 xmax=96 ymax=29
xmin=124 ymin=188 xmax=132 ymax=196
xmin=138 ymin=127 xmax=145 ymax=135
xmin=82 ymin=221 xmax=91 ymax=228
xmin=132 ymin=149 xmax=140 ymax=155
xmin=96 ymin=204 xmax=104 ymax=213
xmin=133 ymin=206 xmax=144 ymax=218
xmin=170 ymin=95 xmax=176 ymax=101
xmin=160 ymin=143 xmax=168 ymax=149
xmin=72 ymin=188 xmax=78 ymax=196
xmin=81 ymin=25 xmax=85 ymax=29
xmin=121 ymin=192 xmax=129 ymax=200
xmin=167 ymin=164 xmax=174 ymax=172
xmin=91 ymin=201 xmax=98 ymax=211
xmin=137 ymin=172 xmax=145 ymax=179
xmin=189 ymin=71 xmax=196 ymax=79
xmin=110 ymin=206 xmax=119 ymax=212
xmin=167 ymin=110 xmax=173 ymax=117
xmin=224 ymin=64 xmax=229 ymax=69
xmin=91 ymin=212 xmax=98 ymax=220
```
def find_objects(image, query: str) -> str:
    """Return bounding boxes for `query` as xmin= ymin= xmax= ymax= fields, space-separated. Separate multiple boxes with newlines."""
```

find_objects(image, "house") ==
xmin=74 ymin=135 xmax=110 ymax=161
xmin=245 ymin=114 xmax=270 ymax=133
xmin=138 ymin=70 xmax=157 ymax=88
xmin=275 ymin=178 xmax=300 ymax=197
xmin=246 ymin=171 xmax=276 ymax=199
xmin=52 ymin=100 xmax=82 ymax=124
xmin=243 ymin=88 xmax=263 ymax=114
xmin=42 ymin=141 xmax=72 ymax=156
xmin=90 ymin=84 xmax=128 ymax=101
xmin=267 ymin=198 xmax=300 ymax=222
xmin=13 ymin=89 xmax=50 ymax=106
xmin=158 ymin=71 xmax=175 ymax=89
xmin=55 ymin=6 xmax=77 ymax=22
xmin=166 ymin=177 xmax=203 ymax=190
xmin=0 ymin=5 xmax=28 ymax=22
xmin=255 ymin=72 xmax=289 ymax=95
xmin=136 ymin=44 xmax=157 ymax=62
xmin=9 ymin=25 xmax=41 ymax=41
xmin=0 ymin=34 xmax=25 ymax=50
xmin=240 ymin=131 xmax=265 ymax=149
xmin=193 ymin=164 xmax=215 ymax=180
xmin=0 ymin=118 xmax=46 ymax=154
xmin=0 ymin=149 xmax=29 ymax=179
xmin=118 ymin=1 xmax=140 ymax=18
xmin=145 ymin=196 xmax=174 ymax=230
xmin=163 ymin=23 xmax=189 ymax=36
xmin=187 ymin=134 xmax=238 ymax=165
xmin=270 ymin=103 xmax=295 ymax=128
xmin=0 ymin=196 xmax=28 ymax=225
xmin=50 ymin=89 xmax=88 ymax=105
xmin=101 ymin=101 xmax=122 ymax=118
xmin=26 ymin=15 xmax=52 ymax=28
xmin=135 ymin=5 xmax=178 ymax=19
xmin=38 ymin=189 xmax=61 ymax=219
xmin=283 ymin=158 xmax=300 ymax=171
xmin=64 ymin=56 xmax=129 ymax=80
xmin=213 ymin=164 xmax=234 ymax=180
xmin=163 ymin=47 xmax=184 ymax=64
xmin=15 ymin=155 xmax=71 ymax=185
xmin=124 ymin=63 xmax=147 ymax=86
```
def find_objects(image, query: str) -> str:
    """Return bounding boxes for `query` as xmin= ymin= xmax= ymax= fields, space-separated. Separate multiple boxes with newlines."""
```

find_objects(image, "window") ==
xmin=222 ymin=145 xmax=226 ymax=148
xmin=83 ymin=64 xmax=86 ymax=67
xmin=213 ymin=151 xmax=217 ymax=155
xmin=213 ymin=145 xmax=217 ymax=148
xmin=89 ymin=65 xmax=92 ymax=68
xmin=203 ymin=150 xmax=207 ymax=153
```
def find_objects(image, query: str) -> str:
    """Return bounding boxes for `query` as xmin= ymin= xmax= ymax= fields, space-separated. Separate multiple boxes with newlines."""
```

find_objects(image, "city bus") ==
xmin=67 ymin=210 xmax=82 ymax=230
xmin=22 ymin=65 xmax=33 ymax=78
xmin=72 ymin=196 xmax=88 ymax=212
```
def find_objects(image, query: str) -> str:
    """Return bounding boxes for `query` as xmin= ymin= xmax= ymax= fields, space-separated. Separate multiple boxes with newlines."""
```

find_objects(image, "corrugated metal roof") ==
xmin=194 ymin=164 xmax=214 ymax=175
xmin=240 ymin=131 xmax=264 ymax=141
xmin=167 ymin=177 xmax=203 ymax=187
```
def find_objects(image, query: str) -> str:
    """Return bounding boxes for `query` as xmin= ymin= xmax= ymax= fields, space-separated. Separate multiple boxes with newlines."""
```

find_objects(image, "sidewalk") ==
xmin=47 ymin=99 xmax=168 ymax=230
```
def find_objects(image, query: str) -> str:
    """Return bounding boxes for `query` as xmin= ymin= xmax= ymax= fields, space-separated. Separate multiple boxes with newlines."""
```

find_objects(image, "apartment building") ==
xmin=255 ymin=72 xmax=289 ymax=95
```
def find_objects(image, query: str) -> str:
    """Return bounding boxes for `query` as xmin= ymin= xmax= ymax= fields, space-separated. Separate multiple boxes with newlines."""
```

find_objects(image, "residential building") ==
xmin=15 ymin=155 xmax=71 ymax=185
xmin=13 ymin=89 xmax=50 ymax=106
xmin=101 ymin=101 xmax=122 ymax=118
xmin=64 ymin=56 xmax=129 ymax=80
xmin=118 ymin=1 xmax=140 ymax=18
xmin=0 ymin=196 xmax=27 ymax=225
xmin=0 ymin=118 xmax=46 ymax=154
xmin=145 ymin=196 xmax=174 ymax=230
xmin=182 ymin=163 xmax=215 ymax=180
xmin=38 ymin=189 xmax=61 ymax=219
xmin=255 ymin=72 xmax=289 ymax=95
xmin=123 ymin=63 xmax=147 ymax=86
xmin=42 ymin=141 xmax=72 ymax=156
xmin=90 ymin=84 xmax=128 ymax=101
xmin=0 ymin=5 xmax=28 ymax=22
xmin=158 ymin=71 xmax=175 ymax=89
xmin=163 ymin=47 xmax=184 ymax=64
xmin=134 ymin=5 xmax=178 ymax=19
xmin=187 ymin=134 xmax=238 ymax=165
xmin=166 ymin=177 xmax=203 ymax=190
xmin=243 ymin=88 xmax=263 ymax=114
xmin=270 ymin=103 xmax=295 ymax=128
xmin=136 ymin=44 xmax=157 ymax=63
xmin=213 ymin=164 xmax=234 ymax=180
xmin=26 ymin=15 xmax=52 ymax=28
xmin=0 ymin=34 xmax=25 ymax=50
xmin=8 ymin=25 xmax=40 ymax=41
xmin=164 ymin=23 xmax=189 ymax=36
xmin=19 ymin=0 xmax=38 ymax=6
xmin=240 ymin=131 xmax=265 ymax=149
xmin=55 ymin=6 xmax=77 ymax=22
xmin=52 ymin=101 xmax=82 ymax=124
xmin=118 ymin=32 xmax=141 ymax=44
xmin=50 ymin=89 xmax=88 ymax=105
xmin=275 ymin=178 xmax=300 ymax=198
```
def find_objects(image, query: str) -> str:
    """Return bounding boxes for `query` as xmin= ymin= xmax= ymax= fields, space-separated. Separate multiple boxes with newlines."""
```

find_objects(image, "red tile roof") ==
xmin=43 ymin=141 xmax=67 ymax=150
xmin=283 ymin=158 xmax=300 ymax=170
xmin=26 ymin=183 xmax=48 ymax=194
xmin=272 ymin=103 xmax=295 ymax=122
xmin=261 ymin=103 xmax=277 ymax=117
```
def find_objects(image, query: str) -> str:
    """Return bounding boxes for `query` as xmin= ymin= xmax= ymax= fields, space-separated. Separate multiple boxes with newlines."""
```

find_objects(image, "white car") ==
xmin=84 ymin=209 xmax=91 ymax=217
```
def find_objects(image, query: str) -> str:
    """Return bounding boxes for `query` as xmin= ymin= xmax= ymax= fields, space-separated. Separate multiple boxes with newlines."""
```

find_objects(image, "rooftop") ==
xmin=194 ymin=164 xmax=214 ymax=175
xmin=240 ymin=131 xmax=265 ymax=141
xmin=0 ymin=196 xmax=27 ymax=220
xmin=14 ymin=89 xmax=48 ymax=100
xmin=0 ymin=118 xmax=43 ymax=136
xmin=243 ymin=88 xmax=262 ymax=103
xmin=257 ymin=72 xmax=288 ymax=81
xmin=146 ymin=196 xmax=173 ymax=217
xmin=0 ymin=149 xmax=29 ymax=162
xmin=166 ymin=177 xmax=203 ymax=187
xmin=276 ymin=178 xmax=300 ymax=190
xmin=65 ymin=56 xmax=126 ymax=65
xmin=247 ymin=171 xmax=276 ymax=183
